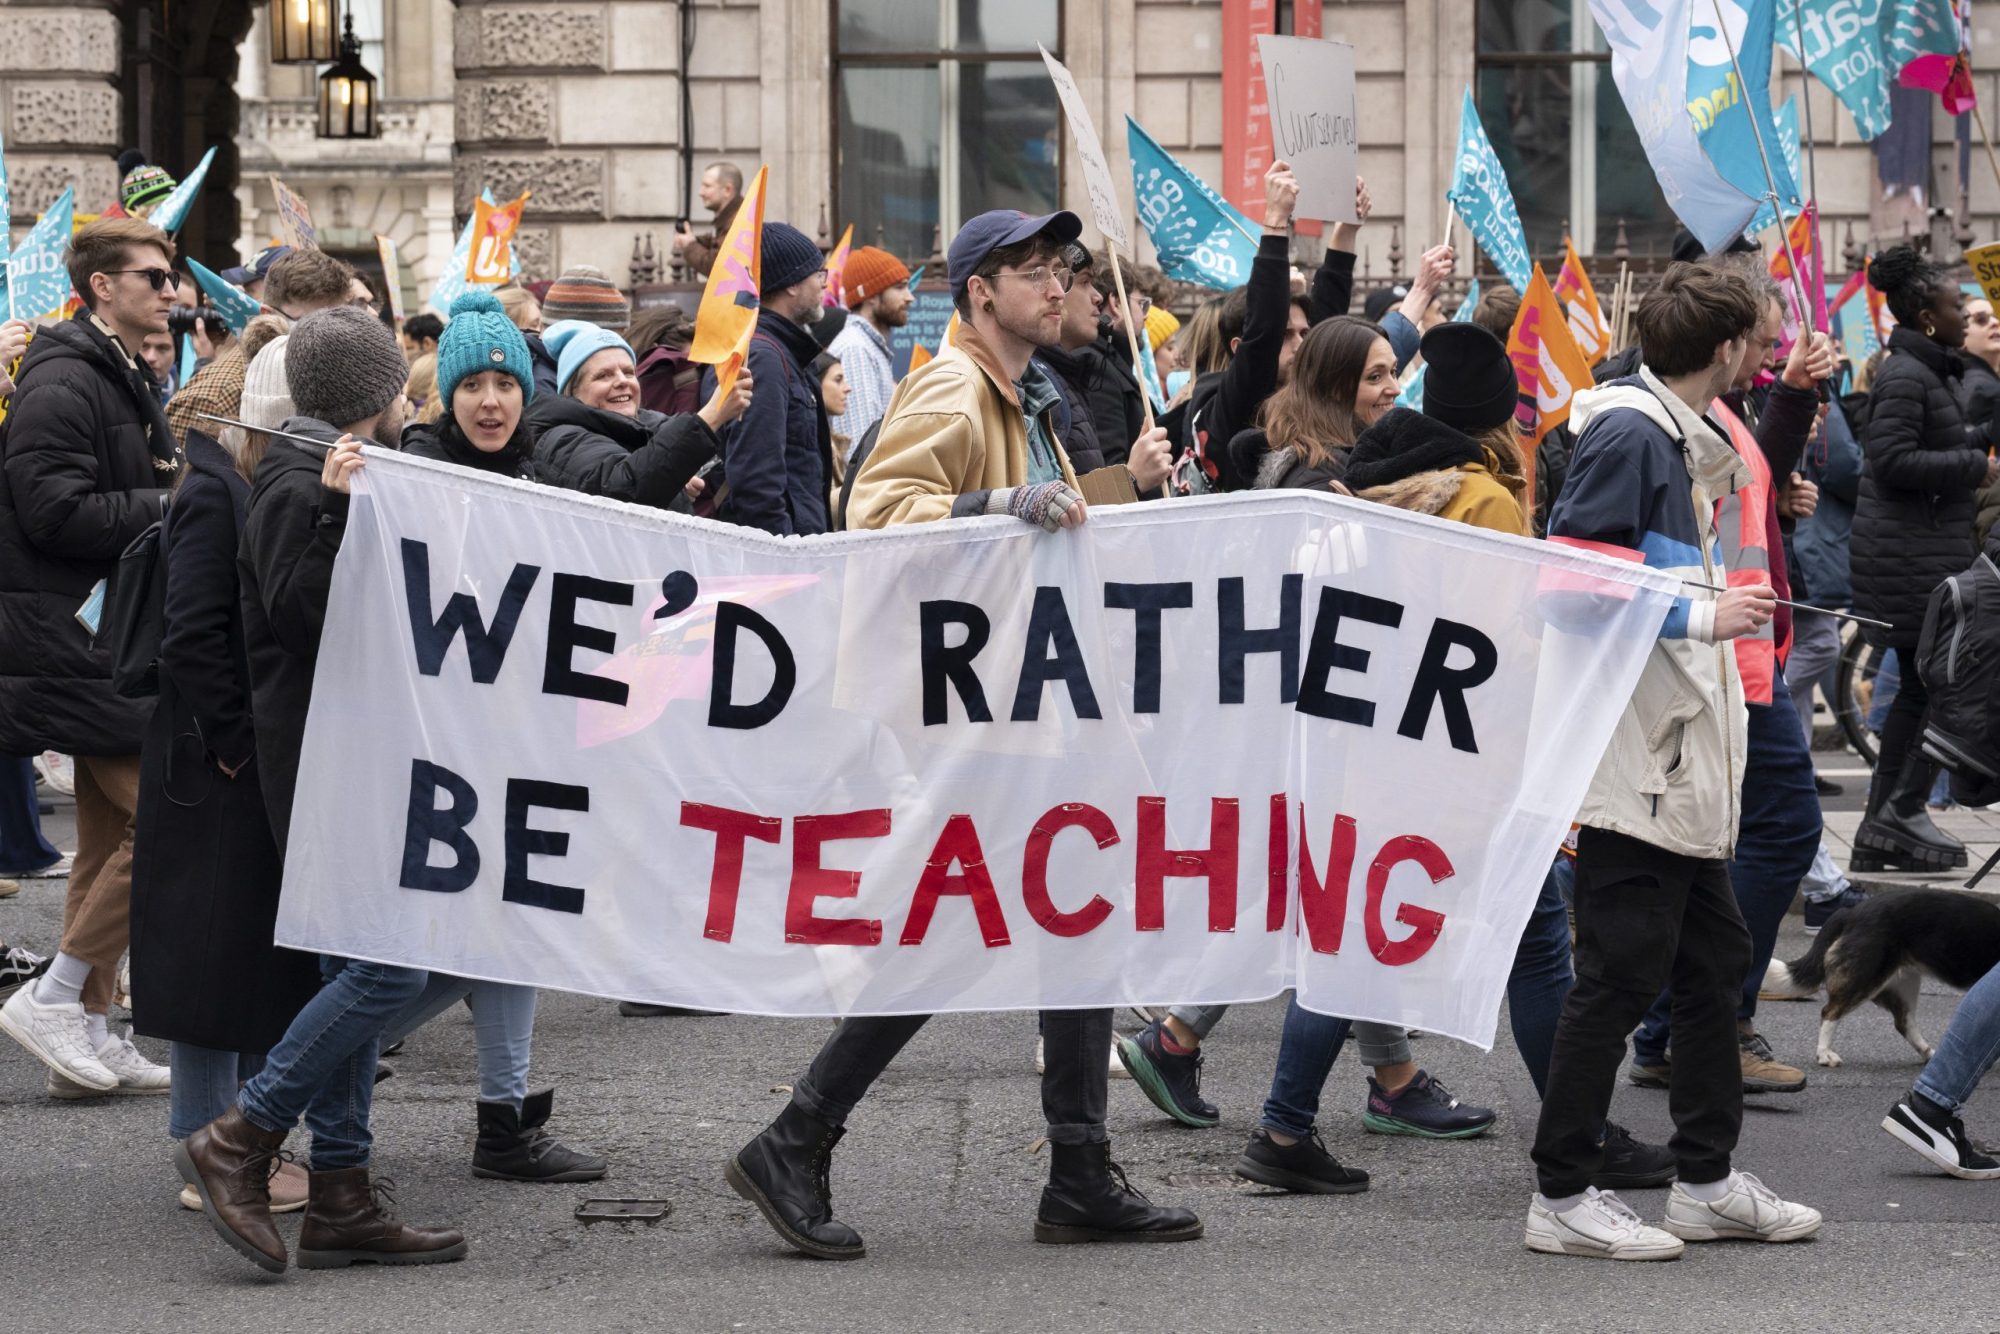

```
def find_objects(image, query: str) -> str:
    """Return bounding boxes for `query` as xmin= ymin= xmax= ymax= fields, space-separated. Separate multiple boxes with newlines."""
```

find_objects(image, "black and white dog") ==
xmin=1763 ymin=890 xmax=2000 ymax=1068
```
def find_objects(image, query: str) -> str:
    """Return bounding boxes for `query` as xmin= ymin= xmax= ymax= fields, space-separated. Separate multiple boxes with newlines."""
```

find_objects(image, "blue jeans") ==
xmin=1915 ymin=960 xmax=2000 ymax=1113
xmin=1634 ymin=675 xmax=1822 ymax=1061
xmin=1259 ymin=996 xmax=1354 ymax=1139
xmin=382 ymin=977 xmax=538 ymax=1107
xmin=0 ymin=755 xmax=58 ymax=876
xmin=237 ymin=956 xmax=428 ymax=1171
xmin=170 ymin=1044 xmax=265 ymax=1141
xmin=1509 ymin=855 xmax=1577 ymax=1097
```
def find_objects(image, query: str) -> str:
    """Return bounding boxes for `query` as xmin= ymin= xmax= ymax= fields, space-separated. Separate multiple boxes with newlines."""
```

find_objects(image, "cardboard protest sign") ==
xmin=1040 ymin=46 xmax=1129 ymax=248
xmin=268 ymin=175 xmax=318 ymax=250
xmin=1969 ymin=241 xmax=2000 ymax=308
xmin=278 ymin=454 xmax=1673 ymax=1045
xmin=1254 ymin=34 xmax=1360 ymax=224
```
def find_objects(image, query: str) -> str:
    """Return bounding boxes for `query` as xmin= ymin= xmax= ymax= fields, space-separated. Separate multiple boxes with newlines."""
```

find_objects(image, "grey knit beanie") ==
xmin=284 ymin=305 xmax=408 ymax=428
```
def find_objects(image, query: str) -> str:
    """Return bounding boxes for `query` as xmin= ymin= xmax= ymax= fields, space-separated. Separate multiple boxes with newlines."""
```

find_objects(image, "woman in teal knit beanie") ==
xmin=401 ymin=291 xmax=540 ymax=479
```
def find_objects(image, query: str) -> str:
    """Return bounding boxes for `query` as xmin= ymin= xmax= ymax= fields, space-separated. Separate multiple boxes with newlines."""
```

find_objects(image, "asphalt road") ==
xmin=3 ymin=786 xmax=1996 ymax=1334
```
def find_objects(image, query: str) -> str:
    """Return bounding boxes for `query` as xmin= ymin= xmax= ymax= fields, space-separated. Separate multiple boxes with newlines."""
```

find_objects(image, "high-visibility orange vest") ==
xmin=1711 ymin=400 xmax=1788 ymax=705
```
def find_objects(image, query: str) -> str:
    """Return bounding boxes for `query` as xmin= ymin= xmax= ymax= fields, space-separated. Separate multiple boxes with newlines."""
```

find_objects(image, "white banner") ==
xmin=277 ymin=454 xmax=1676 ymax=1049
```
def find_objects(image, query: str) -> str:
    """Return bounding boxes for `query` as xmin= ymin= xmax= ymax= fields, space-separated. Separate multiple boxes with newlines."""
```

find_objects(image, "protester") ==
xmin=1147 ymin=305 xmax=1181 ymax=399
xmin=402 ymin=293 xmax=539 ymax=480
xmin=706 ymin=222 xmax=834 ymax=535
xmin=0 ymin=218 xmax=181 ymax=1095
xmin=1961 ymin=296 xmax=2000 ymax=544
xmin=677 ymin=162 xmax=745 ymax=276
xmin=732 ymin=209 xmax=1197 ymax=1260
xmin=1850 ymin=245 xmax=1990 ymax=874
xmin=1035 ymin=240 xmax=1115 ymax=475
xmin=179 ymin=304 xmax=465 ymax=1273
xmin=1226 ymin=315 xmax=1398 ymax=490
xmin=1883 ymin=959 xmax=2000 ymax=1178
xmin=826 ymin=245 xmax=911 ymax=447
xmin=399 ymin=311 xmax=443 ymax=363
xmin=813 ymin=352 xmax=851 ymax=487
xmin=1083 ymin=270 xmax=1149 ymax=465
xmin=221 ymin=245 xmax=292 ymax=304
xmin=140 ymin=331 xmax=178 ymax=400
xmin=542 ymin=265 xmax=632 ymax=333
xmin=531 ymin=318 xmax=750 ymax=505
xmin=1528 ymin=261 xmax=1818 ymax=1260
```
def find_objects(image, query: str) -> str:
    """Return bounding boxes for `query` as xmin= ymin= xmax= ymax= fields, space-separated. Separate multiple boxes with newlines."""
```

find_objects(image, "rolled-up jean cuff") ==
xmin=1046 ymin=1120 xmax=1111 ymax=1146
xmin=1913 ymin=1077 xmax=1963 ymax=1114
xmin=1351 ymin=1020 xmax=1411 ymax=1068
xmin=1259 ymin=1108 xmax=1314 ymax=1140
xmin=1168 ymin=1004 xmax=1230 ymax=1039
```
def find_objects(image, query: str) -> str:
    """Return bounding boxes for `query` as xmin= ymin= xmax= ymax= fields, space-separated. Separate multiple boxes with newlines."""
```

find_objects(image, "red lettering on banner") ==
xmin=900 ymin=814 xmax=1012 ymax=947
xmin=787 ymin=809 xmax=890 ymax=946
xmin=681 ymin=801 xmax=782 ymax=943
xmin=1022 ymin=803 xmax=1118 ymax=938
xmin=1135 ymin=796 xmax=1240 ymax=932
xmin=1297 ymin=808 xmax=1357 ymax=954
xmin=1266 ymin=793 xmax=1289 ymax=931
xmin=1364 ymin=834 xmax=1450 ymax=966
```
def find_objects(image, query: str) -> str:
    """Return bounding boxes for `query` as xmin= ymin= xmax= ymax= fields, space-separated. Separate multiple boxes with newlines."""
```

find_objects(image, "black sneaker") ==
xmin=1803 ymin=884 xmax=1869 ymax=936
xmin=1591 ymin=1121 xmax=1676 ymax=1190
xmin=1116 ymin=1021 xmax=1219 ymax=1128
xmin=1235 ymin=1126 xmax=1369 ymax=1194
xmin=1883 ymin=1091 xmax=2000 ymax=1179
xmin=1362 ymin=1070 xmax=1496 ymax=1138
xmin=1814 ymin=774 xmax=1843 ymax=797
xmin=0 ymin=944 xmax=49 ymax=1002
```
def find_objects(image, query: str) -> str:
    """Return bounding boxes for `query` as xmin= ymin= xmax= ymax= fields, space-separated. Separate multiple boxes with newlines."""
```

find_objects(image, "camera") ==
xmin=167 ymin=304 xmax=228 ymax=339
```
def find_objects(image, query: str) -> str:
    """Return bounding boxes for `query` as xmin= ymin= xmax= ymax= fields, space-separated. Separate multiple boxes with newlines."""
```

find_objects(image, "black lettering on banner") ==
xmin=1297 ymin=586 xmax=1405 ymax=725
xmin=709 ymin=602 xmax=797 ymax=729
xmin=1012 ymin=586 xmax=1102 ymax=723
xmin=1398 ymin=617 xmax=1499 ymax=753
xmin=400 ymin=537 xmax=540 ymax=682
xmin=1218 ymin=574 xmax=1302 ymax=704
xmin=919 ymin=600 xmax=993 ymax=725
xmin=542 ymin=573 xmax=634 ymax=705
xmin=503 ymin=778 xmax=590 ymax=914
xmin=1105 ymin=581 xmax=1194 ymax=714
xmin=399 ymin=758 xmax=480 ymax=893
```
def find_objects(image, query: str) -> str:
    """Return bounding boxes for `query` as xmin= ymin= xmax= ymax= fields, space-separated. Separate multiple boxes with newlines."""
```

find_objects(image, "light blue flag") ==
xmin=1687 ymin=0 xmax=1799 ymax=217
xmin=428 ymin=189 xmax=519 ymax=316
xmin=1446 ymin=91 xmax=1533 ymax=294
xmin=0 ymin=125 xmax=12 ymax=284
xmin=1136 ymin=322 xmax=1167 ymax=416
xmin=186 ymin=257 xmax=264 ymax=334
xmin=1589 ymin=0 xmax=1760 ymax=252
xmin=1128 ymin=116 xmax=1259 ymax=291
xmin=148 ymin=146 xmax=217 ymax=236
xmin=1395 ymin=279 xmax=1480 ymax=410
xmin=1777 ymin=0 xmax=1960 ymax=141
xmin=1835 ymin=283 xmax=1881 ymax=369
xmin=7 ymin=187 xmax=74 ymax=320
xmin=1746 ymin=96 xmax=1803 ymax=234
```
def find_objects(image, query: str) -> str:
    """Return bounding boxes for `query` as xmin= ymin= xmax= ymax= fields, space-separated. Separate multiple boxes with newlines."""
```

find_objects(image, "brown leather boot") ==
xmin=173 ymin=1106 xmax=291 ymax=1273
xmin=295 ymin=1168 xmax=468 ymax=1269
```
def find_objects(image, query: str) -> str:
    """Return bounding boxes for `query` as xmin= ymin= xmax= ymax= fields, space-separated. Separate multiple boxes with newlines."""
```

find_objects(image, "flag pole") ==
xmin=1105 ymin=243 xmax=1155 ymax=433
xmin=1707 ymin=0 xmax=1814 ymax=331
xmin=1785 ymin=2 xmax=1821 ymax=208
xmin=1971 ymin=95 xmax=2000 ymax=198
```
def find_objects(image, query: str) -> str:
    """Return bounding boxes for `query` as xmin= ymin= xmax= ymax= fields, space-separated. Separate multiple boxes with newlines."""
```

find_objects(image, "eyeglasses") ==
xmin=992 ymin=265 xmax=1076 ymax=294
xmin=1132 ymin=295 xmax=1154 ymax=317
xmin=106 ymin=268 xmax=175 ymax=293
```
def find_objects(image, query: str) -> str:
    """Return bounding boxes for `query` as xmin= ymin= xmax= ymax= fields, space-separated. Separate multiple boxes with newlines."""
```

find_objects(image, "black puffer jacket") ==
xmin=1079 ymin=327 xmax=1145 ymax=468
xmin=402 ymin=416 xmax=538 ymax=480
xmin=1852 ymin=327 xmax=1988 ymax=645
xmin=0 ymin=315 xmax=177 ymax=756
xmin=1035 ymin=345 xmax=1109 ymax=475
xmin=528 ymin=394 xmax=718 ymax=510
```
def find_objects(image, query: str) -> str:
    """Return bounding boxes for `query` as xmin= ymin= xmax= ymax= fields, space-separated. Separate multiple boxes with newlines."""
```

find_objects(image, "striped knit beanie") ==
xmin=541 ymin=265 xmax=631 ymax=331
xmin=121 ymin=163 xmax=177 ymax=215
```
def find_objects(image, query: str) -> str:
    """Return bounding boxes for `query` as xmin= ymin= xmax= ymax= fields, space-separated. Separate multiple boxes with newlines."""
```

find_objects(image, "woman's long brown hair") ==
xmin=1258 ymin=316 xmax=1388 ymax=471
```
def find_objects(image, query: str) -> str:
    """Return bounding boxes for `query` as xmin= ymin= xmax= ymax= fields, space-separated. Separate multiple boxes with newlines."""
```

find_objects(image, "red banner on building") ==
xmin=1222 ymin=0 xmax=1321 ymax=236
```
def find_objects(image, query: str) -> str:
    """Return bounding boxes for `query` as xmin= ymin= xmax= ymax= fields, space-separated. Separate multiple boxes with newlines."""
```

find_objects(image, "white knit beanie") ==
xmin=241 ymin=335 xmax=295 ymax=433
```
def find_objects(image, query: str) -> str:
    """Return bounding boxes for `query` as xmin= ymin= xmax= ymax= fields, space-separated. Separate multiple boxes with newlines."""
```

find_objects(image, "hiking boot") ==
xmin=472 ymin=1089 xmax=607 ymax=1182
xmin=174 ymin=1106 xmax=292 ymax=1273
xmin=1115 ymin=1020 xmax=1219 ymax=1128
xmin=726 ymin=1101 xmax=865 ymax=1260
xmin=1883 ymin=1090 xmax=2000 ymax=1179
xmin=1803 ymin=884 xmax=1869 ymax=936
xmin=1591 ymin=1122 xmax=1676 ymax=1190
xmin=1234 ymin=1126 xmax=1369 ymax=1194
xmin=295 ymin=1168 xmax=467 ymax=1268
xmin=1524 ymin=1187 xmax=1684 ymax=1260
xmin=1662 ymin=1171 xmax=1821 ymax=1243
xmin=1740 ymin=1031 xmax=1807 ymax=1094
xmin=1628 ymin=1057 xmax=1670 ymax=1089
xmin=1362 ymin=1070 xmax=1495 ymax=1138
xmin=1033 ymin=1141 xmax=1203 ymax=1244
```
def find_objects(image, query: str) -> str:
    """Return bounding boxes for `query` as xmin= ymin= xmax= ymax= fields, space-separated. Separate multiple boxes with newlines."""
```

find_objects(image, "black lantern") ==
xmin=316 ymin=10 xmax=379 ymax=140
xmin=269 ymin=0 xmax=338 ymax=64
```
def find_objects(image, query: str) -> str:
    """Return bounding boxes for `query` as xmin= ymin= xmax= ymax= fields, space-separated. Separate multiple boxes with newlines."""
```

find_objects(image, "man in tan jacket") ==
xmin=727 ymin=210 xmax=1193 ymax=1262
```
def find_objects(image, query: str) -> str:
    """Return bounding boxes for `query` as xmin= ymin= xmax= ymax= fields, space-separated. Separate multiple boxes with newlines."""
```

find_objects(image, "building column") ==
xmin=0 ymin=4 xmax=122 ymax=245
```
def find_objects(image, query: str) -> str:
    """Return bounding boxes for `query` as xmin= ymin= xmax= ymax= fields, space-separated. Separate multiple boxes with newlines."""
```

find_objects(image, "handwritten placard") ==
xmin=1969 ymin=242 xmax=2000 ymax=308
xmin=1040 ymin=45 xmax=1129 ymax=249
xmin=1255 ymin=34 xmax=1359 ymax=225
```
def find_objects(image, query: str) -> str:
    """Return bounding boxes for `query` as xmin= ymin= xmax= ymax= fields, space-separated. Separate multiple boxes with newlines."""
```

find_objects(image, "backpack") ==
xmin=1917 ymin=548 xmax=2000 ymax=802
xmin=100 ymin=518 xmax=168 ymax=699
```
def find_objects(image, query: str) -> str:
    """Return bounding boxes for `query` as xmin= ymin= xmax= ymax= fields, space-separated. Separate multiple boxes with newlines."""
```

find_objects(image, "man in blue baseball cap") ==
xmin=219 ymin=245 xmax=293 ymax=303
xmin=725 ymin=210 xmax=1195 ymax=1261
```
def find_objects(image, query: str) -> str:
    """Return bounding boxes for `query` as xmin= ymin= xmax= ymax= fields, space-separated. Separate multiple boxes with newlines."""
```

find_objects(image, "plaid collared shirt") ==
xmin=165 ymin=339 xmax=250 ymax=448
xmin=827 ymin=316 xmax=897 ymax=456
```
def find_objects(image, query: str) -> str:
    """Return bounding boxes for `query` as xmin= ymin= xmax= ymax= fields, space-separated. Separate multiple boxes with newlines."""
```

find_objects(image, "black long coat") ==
xmin=1852 ymin=327 xmax=1989 ymax=646
xmin=130 ymin=432 xmax=319 ymax=1050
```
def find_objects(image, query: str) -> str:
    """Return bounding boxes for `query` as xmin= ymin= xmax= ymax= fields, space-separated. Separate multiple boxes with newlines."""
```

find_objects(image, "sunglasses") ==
xmin=106 ymin=267 xmax=175 ymax=293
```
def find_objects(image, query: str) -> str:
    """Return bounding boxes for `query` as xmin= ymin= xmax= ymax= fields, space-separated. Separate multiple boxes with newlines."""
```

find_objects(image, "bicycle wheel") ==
xmin=1834 ymin=622 xmax=1881 ymax=769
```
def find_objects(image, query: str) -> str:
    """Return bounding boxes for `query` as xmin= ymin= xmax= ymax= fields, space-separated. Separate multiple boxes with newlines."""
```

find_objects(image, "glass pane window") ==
xmin=839 ymin=67 xmax=942 ymax=260
xmin=839 ymin=0 xmax=1059 ymax=55
xmin=348 ymin=0 xmax=386 ymax=97
xmin=951 ymin=63 xmax=1060 ymax=229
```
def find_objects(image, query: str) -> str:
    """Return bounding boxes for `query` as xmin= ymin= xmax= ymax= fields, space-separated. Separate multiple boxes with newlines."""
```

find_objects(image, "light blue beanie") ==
xmin=544 ymin=319 xmax=635 ymax=396
xmin=438 ymin=290 xmax=535 ymax=404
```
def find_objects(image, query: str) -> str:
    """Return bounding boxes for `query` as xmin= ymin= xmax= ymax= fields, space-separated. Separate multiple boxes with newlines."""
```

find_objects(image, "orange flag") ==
xmin=688 ymin=165 xmax=769 ymax=397
xmin=907 ymin=343 xmax=933 ymax=372
xmin=1507 ymin=264 xmax=1595 ymax=452
xmin=822 ymin=223 xmax=854 ymax=308
xmin=1552 ymin=237 xmax=1609 ymax=364
xmin=466 ymin=191 xmax=530 ymax=284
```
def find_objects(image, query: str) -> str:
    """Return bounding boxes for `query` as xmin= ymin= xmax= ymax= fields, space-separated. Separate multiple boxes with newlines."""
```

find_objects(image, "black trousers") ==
xmin=1530 ymin=826 xmax=1751 ymax=1197
xmin=790 ymin=1008 xmax=1113 ymax=1146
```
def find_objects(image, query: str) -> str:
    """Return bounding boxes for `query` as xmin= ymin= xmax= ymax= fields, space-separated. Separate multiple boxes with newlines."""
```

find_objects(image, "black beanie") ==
xmin=760 ymin=223 xmax=825 ymax=296
xmin=1419 ymin=323 xmax=1518 ymax=433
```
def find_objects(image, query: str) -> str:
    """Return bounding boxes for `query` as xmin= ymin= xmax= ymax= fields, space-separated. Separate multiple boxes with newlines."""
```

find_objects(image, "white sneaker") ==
xmin=1524 ymin=1187 xmax=1685 ymax=1260
xmin=33 ymin=752 xmax=74 ymax=797
xmin=91 ymin=1034 xmax=170 ymax=1093
xmin=0 ymin=987 xmax=116 ymax=1090
xmin=1663 ymin=1171 xmax=1822 ymax=1243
